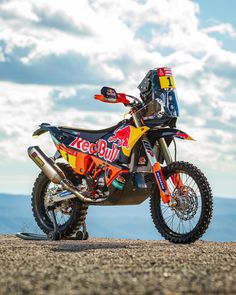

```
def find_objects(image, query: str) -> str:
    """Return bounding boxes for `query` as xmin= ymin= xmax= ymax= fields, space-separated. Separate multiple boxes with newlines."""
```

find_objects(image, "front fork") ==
xmin=142 ymin=136 xmax=173 ymax=204
xmin=132 ymin=111 xmax=178 ymax=206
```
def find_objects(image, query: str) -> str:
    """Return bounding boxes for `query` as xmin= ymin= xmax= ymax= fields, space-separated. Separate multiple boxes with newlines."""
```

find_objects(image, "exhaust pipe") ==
xmin=28 ymin=146 xmax=66 ymax=184
xmin=28 ymin=146 xmax=107 ymax=203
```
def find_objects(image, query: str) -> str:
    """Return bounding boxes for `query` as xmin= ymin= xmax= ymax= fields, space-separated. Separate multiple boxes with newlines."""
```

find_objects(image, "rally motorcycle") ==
xmin=28 ymin=68 xmax=213 ymax=243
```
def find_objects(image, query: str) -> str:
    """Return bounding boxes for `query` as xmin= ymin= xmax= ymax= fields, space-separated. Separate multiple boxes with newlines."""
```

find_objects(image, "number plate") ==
xmin=157 ymin=67 xmax=176 ymax=89
xmin=159 ymin=76 xmax=175 ymax=89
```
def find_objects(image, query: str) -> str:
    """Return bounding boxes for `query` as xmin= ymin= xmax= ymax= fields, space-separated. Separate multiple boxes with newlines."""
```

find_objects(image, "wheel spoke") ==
xmin=158 ymin=165 xmax=206 ymax=236
xmin=151 ymin=162 xmax=212 ymax=243
xmin=164 ymin=213 xmax=176 ymax=223
xmin=170 ymin=213 xmax=175 ymax=231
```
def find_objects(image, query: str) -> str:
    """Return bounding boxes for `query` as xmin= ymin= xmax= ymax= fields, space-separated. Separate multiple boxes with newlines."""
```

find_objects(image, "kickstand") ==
xmin=47 ymin=206 xmax=89 ymax=241
xmin=75 ymin=221 xmax=89 ymax=240
xmin=83 ymin=222 xmax=87 ymax=235
xmin=47 ymin=206 xmax=61 ymax=241
xmin=16 ymin=209 xmax=89 ymax=241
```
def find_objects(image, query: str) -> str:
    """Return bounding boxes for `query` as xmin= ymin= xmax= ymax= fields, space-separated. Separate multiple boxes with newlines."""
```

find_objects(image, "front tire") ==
xmin=31 ymin=163 xmax=88 ymax=238
xmin=150 ymin=161 xmax=213 ymax=244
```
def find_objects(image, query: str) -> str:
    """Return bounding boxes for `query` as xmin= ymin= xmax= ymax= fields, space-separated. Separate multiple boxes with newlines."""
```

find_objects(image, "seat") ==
xmin=59 ymin=120 xmax=125 ymax=142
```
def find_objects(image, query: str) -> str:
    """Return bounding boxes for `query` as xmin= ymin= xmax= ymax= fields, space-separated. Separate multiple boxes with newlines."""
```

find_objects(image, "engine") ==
xmin=78 ymin=171 xmax=109 ymax=199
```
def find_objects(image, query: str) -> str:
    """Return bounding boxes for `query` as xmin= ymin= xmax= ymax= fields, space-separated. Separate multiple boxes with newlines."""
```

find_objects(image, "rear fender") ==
xmin=33 ymin=123 xmax=64 ymax=160
xmin=33 ymin=123 xmax=60 ymax=138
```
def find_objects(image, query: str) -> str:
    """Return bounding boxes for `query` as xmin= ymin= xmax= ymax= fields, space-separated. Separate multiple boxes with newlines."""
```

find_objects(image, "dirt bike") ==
xmin=28 ymin=67 xmax=213 ymax=243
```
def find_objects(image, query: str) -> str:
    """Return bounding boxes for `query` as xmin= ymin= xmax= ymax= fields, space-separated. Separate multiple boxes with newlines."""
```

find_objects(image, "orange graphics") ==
xmin=171 ymin=173 xmax=184 ymax=189
xmin=69 ymin=137 xmax=120 ymax=163
xmin=152 ymin=162 xmax=172 ymax=204
xmin=55 ymin=141 xmax=127 ymax=188
xmin=91 ymin=156 xmax=128 ymax=187
xmin=94 ymin=93 xmax=130 ymax=105
xmin=53 ymin=123 xmax=151 ymax=192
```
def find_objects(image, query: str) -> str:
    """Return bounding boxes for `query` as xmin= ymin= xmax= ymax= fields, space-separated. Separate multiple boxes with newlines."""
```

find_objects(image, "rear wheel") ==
xmin=150 ymin=161 xmax=213 ymax=243
xmin=31 ymin=163 xmax=88 ymax=238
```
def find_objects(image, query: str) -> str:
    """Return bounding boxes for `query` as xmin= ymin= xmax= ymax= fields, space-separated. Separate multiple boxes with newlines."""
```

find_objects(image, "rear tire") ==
xmin=150 ymin=161 xmax=213 ymax=244
xmin=31 ymin=163 xmax=88 ymax=238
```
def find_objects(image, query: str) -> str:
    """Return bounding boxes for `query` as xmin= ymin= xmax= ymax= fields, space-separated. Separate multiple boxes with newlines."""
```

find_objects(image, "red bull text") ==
xmin=69 ymin=137 xmax=120 ymax=162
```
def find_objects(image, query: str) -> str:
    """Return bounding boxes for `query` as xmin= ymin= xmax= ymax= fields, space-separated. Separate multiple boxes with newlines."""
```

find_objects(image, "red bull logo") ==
xmin=176 ymin=131 xmax=194 ymax=141
xmin=108 ymin=126 xmax=131 ymax=148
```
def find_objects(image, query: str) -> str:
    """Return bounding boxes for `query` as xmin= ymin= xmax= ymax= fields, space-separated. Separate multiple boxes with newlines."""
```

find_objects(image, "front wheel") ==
xmin=150 ymin=161 xmax=213 ymax=244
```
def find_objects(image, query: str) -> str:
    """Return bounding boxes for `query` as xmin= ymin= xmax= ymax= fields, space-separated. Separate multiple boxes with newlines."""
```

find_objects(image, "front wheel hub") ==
xmin=176 ymin=196 xmax=190 ymax=210
xmin=173 ymin=186 xmax=198 ymax=221
xmin=168 ymin=199 xmax=178 ymax=208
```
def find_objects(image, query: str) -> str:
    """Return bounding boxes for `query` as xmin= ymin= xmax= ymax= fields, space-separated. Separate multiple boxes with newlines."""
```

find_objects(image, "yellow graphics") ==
xmin=59 ymin=148 xmax=77 ymax=169
xmin=159 ymin=76 xmax=176 ymax=89
xmin=122 ymin=126 xmax=149 ymax=157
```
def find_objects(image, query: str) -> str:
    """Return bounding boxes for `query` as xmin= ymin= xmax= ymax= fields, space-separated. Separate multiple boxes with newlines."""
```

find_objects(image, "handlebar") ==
xmin=94 ymin=93 xmax=143 ymax=108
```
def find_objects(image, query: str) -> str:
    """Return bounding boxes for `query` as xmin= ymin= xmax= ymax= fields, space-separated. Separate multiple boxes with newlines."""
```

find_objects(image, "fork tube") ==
xmin=158 ymin=137 xmax=173 ymax=165
xmin=132 ymin=110 xmax=143 ymax=128
xmin=132 ymin=111 xmax=173 ymax=165
xmin=132 ymin=111 xmax=156 ymax=165
xmin=132 ymin=111 xmax=172 ymax=203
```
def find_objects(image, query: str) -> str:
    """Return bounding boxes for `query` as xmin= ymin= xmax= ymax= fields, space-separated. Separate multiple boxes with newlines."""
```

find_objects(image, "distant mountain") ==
xmin=0 ymin=193 xmax=235 ymax=242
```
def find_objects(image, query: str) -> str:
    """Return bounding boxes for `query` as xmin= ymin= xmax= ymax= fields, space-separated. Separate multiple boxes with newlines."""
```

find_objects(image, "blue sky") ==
xmin=0 ymin=0 xmax=236 ymax=198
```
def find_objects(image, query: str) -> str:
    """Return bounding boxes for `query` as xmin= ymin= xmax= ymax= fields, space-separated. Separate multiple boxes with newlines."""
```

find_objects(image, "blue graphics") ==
xmin=155 ymin=170 xmax=167 ymax=193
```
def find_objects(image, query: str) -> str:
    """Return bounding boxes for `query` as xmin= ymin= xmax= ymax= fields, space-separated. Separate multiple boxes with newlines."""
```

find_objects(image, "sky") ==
xmin=0 ymin=0 xmax=236 ymax=198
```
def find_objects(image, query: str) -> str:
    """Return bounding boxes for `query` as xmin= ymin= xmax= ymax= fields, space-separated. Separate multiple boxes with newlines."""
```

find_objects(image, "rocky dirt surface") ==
xmin=0 ymin=235 xmax=235 ymax=295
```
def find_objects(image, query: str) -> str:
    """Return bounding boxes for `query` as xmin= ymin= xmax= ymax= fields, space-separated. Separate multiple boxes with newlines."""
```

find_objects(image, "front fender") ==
xmin=148 ymin=128 xmax=195 ymax=141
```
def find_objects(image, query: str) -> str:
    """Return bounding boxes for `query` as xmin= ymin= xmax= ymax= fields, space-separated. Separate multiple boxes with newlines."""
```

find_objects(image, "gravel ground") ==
xmin=0 ymin=235 xmax=235 ymax=295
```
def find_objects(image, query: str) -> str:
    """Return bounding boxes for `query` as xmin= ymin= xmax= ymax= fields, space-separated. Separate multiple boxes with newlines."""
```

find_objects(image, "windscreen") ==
xmin=138 ymin=68 xmax=180 ymax=119
xmin=152 ymin=68 xmax=179 ymax=118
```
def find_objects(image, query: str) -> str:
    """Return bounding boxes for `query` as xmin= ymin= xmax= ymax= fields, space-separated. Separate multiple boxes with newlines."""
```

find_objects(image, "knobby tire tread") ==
xmin=31 ymin=163 xmax=88 ymax=238
xmin=150 ymin=161 xmax=213 ymax=244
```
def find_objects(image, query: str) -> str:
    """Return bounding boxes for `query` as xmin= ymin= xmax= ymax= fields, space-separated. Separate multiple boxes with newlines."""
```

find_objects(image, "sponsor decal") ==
xmin=106 ymin=88 xmax=116 ymax=99
xmin=176 ymin=131 xmax=187 ymax=139
xmin=59 ymin=191 xmax=72 ymax=198
xmin=138 ymin=156 xmax=147 ymax=165
xmin=158 ymin=67 xmax=175 ymax=89
xmin=108 ymin=126 xmax=131 ymax=148
xmin=143 ymin=140 xmax=154 ymax=157
xmin=158 ymin=67 xmax=172 ymax=77
xmin=69 ymin=137 xmax=119 ymax=162
xmin=31 ymin=152 xmax=44 ymax=167
xmin=146 ymin=149 xmax=154 ymax=157
xmin=60 ymin=144 xmax=77 ymax=156
xmin=176 ymin=131 xmax=192 ymax=140
xmin=155 ymin=170 xmax=167 ymax=193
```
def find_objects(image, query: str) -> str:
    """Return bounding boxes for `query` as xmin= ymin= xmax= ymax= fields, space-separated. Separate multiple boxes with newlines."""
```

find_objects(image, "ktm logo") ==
xmin=108 ymin=126 xmax=131 ymax=149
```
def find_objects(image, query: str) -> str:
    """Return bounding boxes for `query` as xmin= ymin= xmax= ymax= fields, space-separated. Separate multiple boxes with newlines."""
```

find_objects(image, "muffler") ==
xmin=28 ymin=146 xmax=66 ymax=184
xmin=28 ymin=146 xmax=107 ymax=203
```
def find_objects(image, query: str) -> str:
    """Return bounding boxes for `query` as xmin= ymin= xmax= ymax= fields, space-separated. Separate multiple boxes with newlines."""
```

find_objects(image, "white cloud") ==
xmin=203 ymin=23 xmax=236 ymax=38
xmin=0 ymin=0 xmax=236 ymax=184
xmin=0 ymin=0 xmax=39 ymax=21
xmin=0 ymin=82 xmax=122 ymax=160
